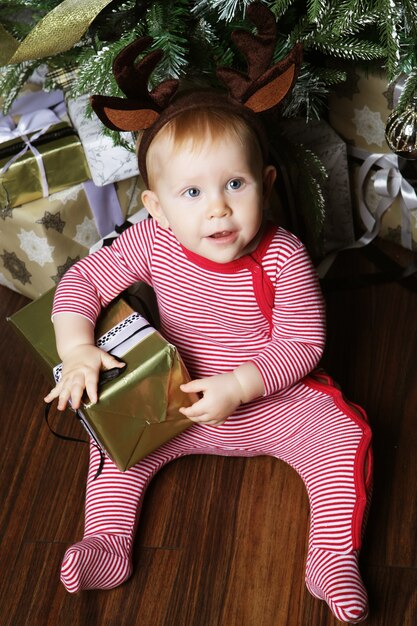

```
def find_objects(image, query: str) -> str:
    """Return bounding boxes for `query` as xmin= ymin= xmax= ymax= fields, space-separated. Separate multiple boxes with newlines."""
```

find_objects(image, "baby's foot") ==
xmin=60 ymin=534 xmax=132 ymax=592
xmin=305 ymin=547 xmax=368 ymax=623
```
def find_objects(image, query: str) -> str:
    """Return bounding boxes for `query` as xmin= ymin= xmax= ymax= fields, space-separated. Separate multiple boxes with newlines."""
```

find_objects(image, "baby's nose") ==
xmin=207 ymin=196 xmax=231 ymax=218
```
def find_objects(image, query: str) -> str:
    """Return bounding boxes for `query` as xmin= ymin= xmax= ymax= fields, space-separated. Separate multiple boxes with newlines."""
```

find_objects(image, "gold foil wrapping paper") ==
xmin=0 ymin=121 xmax=90 ymax=208
xmin=9 ymin=292 xmax=195 ymax=471
xmin=81 ymin=334 xmax=193 ymax=470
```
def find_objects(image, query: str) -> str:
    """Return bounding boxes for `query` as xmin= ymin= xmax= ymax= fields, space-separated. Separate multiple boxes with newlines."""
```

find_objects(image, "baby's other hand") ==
xmin=43 ymin=345 xmax=125 ymax=411
xmin=179 ymin=372 xmax=243 ymax=426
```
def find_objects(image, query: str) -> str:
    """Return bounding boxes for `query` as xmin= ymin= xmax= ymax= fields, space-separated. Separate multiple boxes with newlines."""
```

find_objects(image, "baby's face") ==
xmin=142 ymin=134 xmax=275 ymax=264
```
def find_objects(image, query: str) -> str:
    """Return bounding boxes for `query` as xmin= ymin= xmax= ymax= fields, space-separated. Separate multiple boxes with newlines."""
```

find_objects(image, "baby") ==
xmin=45 ymin=4 xmax=372 ymax=622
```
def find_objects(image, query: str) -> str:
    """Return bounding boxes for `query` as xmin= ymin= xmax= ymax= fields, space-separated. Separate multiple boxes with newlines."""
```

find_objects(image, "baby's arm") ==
xmin=44 ymin=313 xmax=125 ymax=410
xmin=179 ymin=362 xmax=264 ymax=426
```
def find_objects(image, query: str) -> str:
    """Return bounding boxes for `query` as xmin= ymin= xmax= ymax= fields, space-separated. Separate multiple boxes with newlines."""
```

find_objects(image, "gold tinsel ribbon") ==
xmin=0 ymin=0 xmax=116 ymax=65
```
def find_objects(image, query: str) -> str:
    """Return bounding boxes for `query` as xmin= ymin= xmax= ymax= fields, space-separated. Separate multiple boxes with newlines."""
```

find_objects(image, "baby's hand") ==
xmin=43 ymin=345 xmax=125 ymax=411
xmin=179 ymin=372 xmax=243 ymax=427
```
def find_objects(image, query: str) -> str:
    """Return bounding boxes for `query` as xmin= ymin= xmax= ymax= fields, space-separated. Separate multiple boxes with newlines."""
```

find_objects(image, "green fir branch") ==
xmin=306 ymin=34 xmax=385 ymax=61
xmin=192 ymin=0 xmax=251 ymax=22
xmin=315 ymin=67 xmax=348 ymax=85
xmin=396 ymin=70 xmax=417 ymax=112
xmin=188 ymin=17 xmax=234 ymax=83
xmin=402 ymin=0 xmax=417 ymax=37
xmin=376 ymin=0 xmax=401 ymax=80
xmin=289 ymin=141 xmax=327 ymax=257
xmin=331 ymin=9 xmax=380 ymax=36
xmin=0 ymin=0 xmax=57 ymax=37
xmin=146 ymin=2 xmax=189 ymax=79
xmin=306 ymin=0 xmax=327 ymax=24
xmin=287 ymin=15 xmax=316 ymax=47
xmin=265 ymin=0 xmax=296 ymax=21
xmin=0 ymin=61 xmax=44 ymax=113
xmin=282 ymin=64 xmax=331 ymax=120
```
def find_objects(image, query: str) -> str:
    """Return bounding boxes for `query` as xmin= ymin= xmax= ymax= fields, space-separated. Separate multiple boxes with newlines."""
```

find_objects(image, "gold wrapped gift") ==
xmin=0 ymin=176 xmax=145 ymax=299
xmin=9 ymin=290 xmax=196 ymax=471
xmin=0 ymin=121 xmax=91 ymax=208
xmin=328 ymin=70 xmax=417 ymax=250
xmin=328 ymin=69 xmax=392 ymax=154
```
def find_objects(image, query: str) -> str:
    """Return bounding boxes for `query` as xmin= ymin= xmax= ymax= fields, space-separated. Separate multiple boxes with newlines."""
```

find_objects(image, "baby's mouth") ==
xmin=209 ymin=231 xmax=233 ymax=238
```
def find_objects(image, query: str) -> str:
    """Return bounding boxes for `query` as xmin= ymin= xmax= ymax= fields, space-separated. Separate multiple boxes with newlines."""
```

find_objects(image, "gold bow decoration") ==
xmin=0 ymin=0 xmax=115 ymax=65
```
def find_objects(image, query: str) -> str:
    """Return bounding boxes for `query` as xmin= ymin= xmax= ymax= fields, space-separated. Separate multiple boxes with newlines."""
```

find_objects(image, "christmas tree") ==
xmin=2 ymin=1 xmax=416 ymax=117
xmin=1 ymin=0 xmax=416 ymax=257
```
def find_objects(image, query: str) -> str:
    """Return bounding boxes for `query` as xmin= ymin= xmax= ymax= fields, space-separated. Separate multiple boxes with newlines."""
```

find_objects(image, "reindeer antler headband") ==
xmin=91 ymin=2 xmax=302 ymax=187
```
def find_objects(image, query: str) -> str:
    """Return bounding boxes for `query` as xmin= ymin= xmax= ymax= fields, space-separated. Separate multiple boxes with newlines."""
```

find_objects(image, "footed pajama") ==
xmin=60 ymin=372 xmax=372 ymax=624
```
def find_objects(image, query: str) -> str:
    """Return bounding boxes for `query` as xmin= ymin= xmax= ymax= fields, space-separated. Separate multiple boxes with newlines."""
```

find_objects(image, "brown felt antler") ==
xmin=216 ymin=2 xmax=302 ymax=112
xmin=90 ymin=36 xmax=179 ymax=131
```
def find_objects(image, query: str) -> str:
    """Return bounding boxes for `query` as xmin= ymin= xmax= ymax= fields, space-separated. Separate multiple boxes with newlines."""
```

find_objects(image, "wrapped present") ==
xmin=67 ymin=95 xmax=139 ymax=186
xmin=0 ymin=176 xmax=145 ymax=299
xmin=9 ymin=292 xmax=196 ymax=472
xmin=328 ymin=70 xmax=417 ymax=250
xmin=328 ymin=69 xmax=393 ymax=154
xmin=0 ymin=90 xmax=91 ymax=208
xmin=277 ymin=118 xmax=355 ymax=257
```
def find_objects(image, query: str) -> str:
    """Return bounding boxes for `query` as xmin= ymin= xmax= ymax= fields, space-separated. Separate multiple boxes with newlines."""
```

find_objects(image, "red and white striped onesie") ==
xmin=53 ymin=219 xmax=372 ymax=623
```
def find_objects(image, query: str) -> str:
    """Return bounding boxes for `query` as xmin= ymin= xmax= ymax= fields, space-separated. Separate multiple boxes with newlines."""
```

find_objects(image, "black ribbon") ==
xmin=0 ymin=125 xmax=77 ymax=159
xmin=43 ymin=365 xmax=125 ymax=479
xmin=101 ymin=218 xmax=135 ymax=247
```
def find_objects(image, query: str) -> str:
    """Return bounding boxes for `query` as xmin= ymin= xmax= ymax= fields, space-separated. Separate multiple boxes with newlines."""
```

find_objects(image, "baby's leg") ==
xmin=60 ymin=439 xmax=186 ymax=592
xmin=60 ymin=427 xmax=245 ymax=593
xmin=278 ymin=376 xmax=372 ymax=623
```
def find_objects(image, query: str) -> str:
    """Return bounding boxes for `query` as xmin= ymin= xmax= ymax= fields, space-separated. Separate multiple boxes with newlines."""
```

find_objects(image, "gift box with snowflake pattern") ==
xmin=0 ymin=176 xmax=145 ymax=299
xmin=67 ymin=95 xmax=139 ymax=186
xmin=328 ymin=69 xmax=417 ymax=250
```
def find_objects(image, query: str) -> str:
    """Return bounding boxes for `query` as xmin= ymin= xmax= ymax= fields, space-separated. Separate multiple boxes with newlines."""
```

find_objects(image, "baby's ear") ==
xmin=141 ymin=190 xmax=169 ymax=228
xmin=262 ymin=165 xmax=276 ymax=206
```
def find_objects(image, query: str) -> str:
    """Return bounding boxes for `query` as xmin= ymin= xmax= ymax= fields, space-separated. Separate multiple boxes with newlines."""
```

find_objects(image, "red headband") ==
xmin=90 ymin=2 xmax=302 ymax=187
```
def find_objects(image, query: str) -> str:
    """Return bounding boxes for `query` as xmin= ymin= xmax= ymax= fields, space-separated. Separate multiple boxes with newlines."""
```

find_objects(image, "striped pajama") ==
xmin=54 ymin=220 xmax=372 ymax=622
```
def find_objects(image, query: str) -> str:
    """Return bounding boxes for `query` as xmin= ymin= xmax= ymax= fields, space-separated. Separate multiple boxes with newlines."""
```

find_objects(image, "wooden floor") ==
xmin=1 ymin=241 xmax=416 ymax=626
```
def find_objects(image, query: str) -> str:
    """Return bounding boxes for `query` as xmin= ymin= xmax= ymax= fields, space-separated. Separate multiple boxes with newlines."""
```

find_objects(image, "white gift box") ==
xmin=67 ymin=95 xmax=140 ymax=187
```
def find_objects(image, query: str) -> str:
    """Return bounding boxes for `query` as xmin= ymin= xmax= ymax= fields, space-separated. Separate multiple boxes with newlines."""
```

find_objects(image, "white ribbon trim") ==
xmin=0 ymin=108 xmax=60 ymax=143
xmin=317 ymin=145 xmax=417 ymax=277
xmin=0 ymin=89 xmax=67 ymax=200
xmin=0 ymin=109 xmax=63 ymax=199
xmin=350 ymin=145 xmax=417 ymax=250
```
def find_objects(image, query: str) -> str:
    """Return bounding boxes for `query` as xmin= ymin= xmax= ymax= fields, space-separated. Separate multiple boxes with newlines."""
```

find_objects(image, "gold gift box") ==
xmin=0 ymin=176 xmax=145 ymax=299
xmin=328 ymin=70 xmax=417 ymax=250
xmin=9 ymin=289 xmax=195 ymax=471
xmin=0 ymin=121 xmax=91 ymax=209
xmin=328 ymin=69 xmax=392 ymax=154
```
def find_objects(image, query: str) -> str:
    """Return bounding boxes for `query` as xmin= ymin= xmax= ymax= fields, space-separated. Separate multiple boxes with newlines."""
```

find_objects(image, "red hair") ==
xmin=143 ymin=106 xmax=263 ymax=189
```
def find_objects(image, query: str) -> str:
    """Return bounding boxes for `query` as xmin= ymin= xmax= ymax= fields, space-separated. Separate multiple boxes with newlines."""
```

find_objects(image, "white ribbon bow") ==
xmin=350 ymin=146 xmax=417 ymax=250
xmin=317 ymin=145 xmax=417 ymax=277
xmin=0 ymin=108 xmax=62 ymax=198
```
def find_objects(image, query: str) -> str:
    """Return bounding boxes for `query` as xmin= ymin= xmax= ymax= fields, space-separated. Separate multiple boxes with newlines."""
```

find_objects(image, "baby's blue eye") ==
xmin=227 ymin=179 xmax=242 ymax=190
xmin=185 ymin=188 xmax=200 ymax=198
